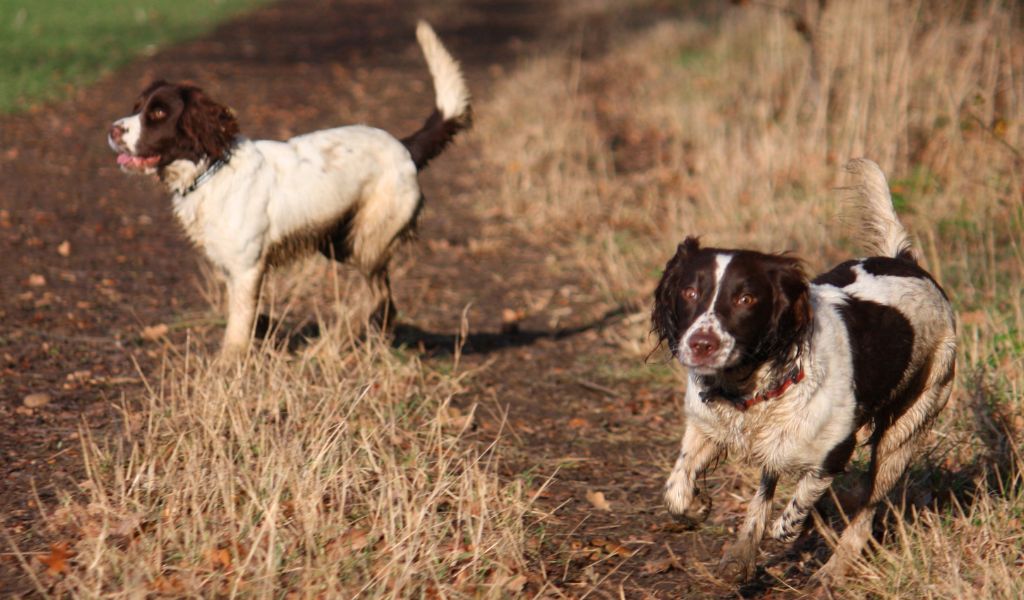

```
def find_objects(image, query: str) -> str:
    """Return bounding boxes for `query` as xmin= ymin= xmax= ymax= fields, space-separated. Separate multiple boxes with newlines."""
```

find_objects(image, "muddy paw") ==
xmin=666 ymin=489 xmax=712 ymax=529
xmin=716 ymin=541 xmax=757 ymax=583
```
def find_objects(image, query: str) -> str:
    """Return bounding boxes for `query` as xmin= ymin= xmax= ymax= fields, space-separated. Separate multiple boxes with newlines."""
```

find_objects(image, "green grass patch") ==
xmin=889 ymin=164 xmax=942 ymax=213
xmin=0 ymin=0 xmax=271 ymax=113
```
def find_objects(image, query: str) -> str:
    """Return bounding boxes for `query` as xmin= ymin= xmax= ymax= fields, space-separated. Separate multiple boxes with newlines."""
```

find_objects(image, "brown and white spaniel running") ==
xmin=108 ymin=21 xmax=471 ymax=356
xmin=652 ymin=160 xmax=956 ymax=585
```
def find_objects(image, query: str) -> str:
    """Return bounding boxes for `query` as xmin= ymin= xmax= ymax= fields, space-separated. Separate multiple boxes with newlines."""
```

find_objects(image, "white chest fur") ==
xmin=683 ymin=293 xmax=857 ymax=474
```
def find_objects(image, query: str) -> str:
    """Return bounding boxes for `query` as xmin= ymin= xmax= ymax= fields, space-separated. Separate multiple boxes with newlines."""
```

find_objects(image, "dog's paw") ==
xmin=665 ymin=488 xmax=712 ymax=529
xmin=808 ymin=554 xmax=848 ymax=589
xmin=716 ymin=541 xmax=757 ymax=583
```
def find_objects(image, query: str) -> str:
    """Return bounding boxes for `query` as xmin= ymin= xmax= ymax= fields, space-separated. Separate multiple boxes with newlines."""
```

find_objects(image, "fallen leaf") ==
xmin=602 ymin=541 xmax=632 ymax=558
xmin=585 ymin=490 xmax=612 ymax=512
xmin=567 ymin=417 xmax=589 ymax=429
xmin=27 ymin=274 xmax=46 ymax=287
xmin=57 ymin=240 xmax=71 ymax=257
xmin=327 ymin=528 xmax=372 ymax=559
xmin=642 ymin=556 xmax=681 ymax=575
xmin=440 ymin=405 xmax=473 ymax=429
xmin=343 ymin=529 xmax=370 ymax=551
xmin=23 ymin=392 xmax=51 ymax=408
xmin=66 ymin=370 xmax=91 ymax=383
xmin=504 ymin=574 xmax=528 ymax=593
xmin=141 ymin=324 xmax=169 ymax=341
xmin=204 ymin=546 xmax=232 ymax=569
xmin=150 ymin=575 xmax=185 ymax=594
xmin=39 ymin=541 xmax=74 ymax=576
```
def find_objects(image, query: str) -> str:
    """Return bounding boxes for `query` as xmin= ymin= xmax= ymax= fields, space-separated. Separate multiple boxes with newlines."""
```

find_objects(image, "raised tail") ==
xmin=401 ymin=21 xmax=472 ymax=170
xmin=844 ymin=158 xmax=919 ymax=263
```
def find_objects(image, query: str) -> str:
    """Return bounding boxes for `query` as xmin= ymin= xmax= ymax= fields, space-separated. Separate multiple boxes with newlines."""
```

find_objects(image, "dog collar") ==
xmin=742 ymin=367 xmax=804 ymax=410
xmin=699 ymin=367 xmax=804 ymax=410
xmin=182 ymin=144 xmax=235 ymax=196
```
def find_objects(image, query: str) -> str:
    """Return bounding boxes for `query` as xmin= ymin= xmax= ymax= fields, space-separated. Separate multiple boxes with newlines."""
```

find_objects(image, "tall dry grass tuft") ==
xmin=36 ymin=313 xmax=531 ymax=597
xmin=477 ymin=0 xmax=1022 ymax=285
xmin=471 ymin=0 xmax=1024 ymax=592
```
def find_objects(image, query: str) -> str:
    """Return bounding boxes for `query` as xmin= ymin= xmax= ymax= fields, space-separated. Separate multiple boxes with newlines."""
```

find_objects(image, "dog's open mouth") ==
xmin=117 ymin=153 xmax=160 ymax=172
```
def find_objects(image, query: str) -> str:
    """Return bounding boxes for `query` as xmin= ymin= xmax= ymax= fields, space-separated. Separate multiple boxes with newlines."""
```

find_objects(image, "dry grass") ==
xmin=18 ymin=0 xmax=1024 ymax=596
xmin=468 ymin=0 xmax=1024 ymax=595
xmin=26 ymin=293 xmax=533 ymax=597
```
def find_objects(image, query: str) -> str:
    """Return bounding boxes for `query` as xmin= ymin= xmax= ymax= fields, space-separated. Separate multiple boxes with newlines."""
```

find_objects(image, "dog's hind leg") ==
xmin=664 ymin=425 xmax=725 ymax=528
xmin=813 ymin=343 xmax=956 ymax=585
xmin=770 ymin=469 xmax=836 ymax=543
xmin=771 ymin=434 xmax=857 ymax=543
xmin=718 ymin=470 xmax=779 ymax=582
xmin=367 ymin=267 xmax=396 ymax=331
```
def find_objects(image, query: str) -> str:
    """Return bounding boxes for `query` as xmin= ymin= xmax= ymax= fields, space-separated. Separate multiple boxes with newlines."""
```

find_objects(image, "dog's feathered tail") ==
xmin=401 ymin=21 xmax=472 ymax=170
xmin=844 ymin=158 xmax=919 ymax=263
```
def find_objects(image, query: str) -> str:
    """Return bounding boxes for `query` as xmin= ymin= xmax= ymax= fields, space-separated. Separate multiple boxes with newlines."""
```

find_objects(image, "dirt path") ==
xmin=0 ymin=1 xmax=747 ymax=596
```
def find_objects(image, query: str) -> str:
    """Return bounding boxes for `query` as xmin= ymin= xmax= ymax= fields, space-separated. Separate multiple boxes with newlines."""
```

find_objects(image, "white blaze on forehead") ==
xmin=677 ymin=253 xmax=736 ymax=369
xmin=115 ymin=114 xmax=143 ymax=154
xmin=707 ymin=253 xmax=733 ymax=311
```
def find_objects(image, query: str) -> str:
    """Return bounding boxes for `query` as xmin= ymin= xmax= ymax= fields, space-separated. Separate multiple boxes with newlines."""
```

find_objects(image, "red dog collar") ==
xmin=741 ymin=368 xmax=805 ymax=410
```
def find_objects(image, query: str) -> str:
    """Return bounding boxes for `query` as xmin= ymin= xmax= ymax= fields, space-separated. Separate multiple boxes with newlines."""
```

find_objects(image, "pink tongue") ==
xmin=117 ymin=154 xmax=159 ymax=168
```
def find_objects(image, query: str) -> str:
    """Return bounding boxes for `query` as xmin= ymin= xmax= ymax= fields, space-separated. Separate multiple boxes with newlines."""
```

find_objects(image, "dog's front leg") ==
xmin=717 ymin=470 xmax=778 ymax=583
xmin=664 ymin=424 xmax=724 ymax=528
xmin=222 ymin=265 xmax=265 ymax=357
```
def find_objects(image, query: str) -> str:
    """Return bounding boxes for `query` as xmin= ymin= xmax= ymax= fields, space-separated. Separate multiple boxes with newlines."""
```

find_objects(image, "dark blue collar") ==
xmin=181 ymin=144 xmax=236 ymax=196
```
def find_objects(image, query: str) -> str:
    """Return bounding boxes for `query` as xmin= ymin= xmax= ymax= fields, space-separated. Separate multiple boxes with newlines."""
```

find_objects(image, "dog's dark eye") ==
xmin=682 ymin=287 xmax=699 ymax=302
xmin=735 ymin=293 xmax=757 ymax=307
xmin=148 ymin=107 xmax=167 ymax=120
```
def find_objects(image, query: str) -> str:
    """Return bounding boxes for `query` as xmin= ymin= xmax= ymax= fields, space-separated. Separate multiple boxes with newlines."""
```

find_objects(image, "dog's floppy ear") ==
xmin=134 ymin=79 xmax=170 ymax=112
xmin=769 ymin=255 xmax=812 ymax=346
xmin=678 ymin=236 xmax=701 ymax=258
xmin=179 ymin=85 xmax=239 ymax=161
xmin=651 ymin=236 xmax=701 ymax=356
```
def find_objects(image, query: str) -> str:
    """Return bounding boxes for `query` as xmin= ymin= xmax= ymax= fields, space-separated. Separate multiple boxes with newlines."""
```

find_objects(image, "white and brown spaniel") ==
xmin=652 ymin=159 xmax=956 ymax=585
xmin=108 ymin=22 xmax=471 ymax=356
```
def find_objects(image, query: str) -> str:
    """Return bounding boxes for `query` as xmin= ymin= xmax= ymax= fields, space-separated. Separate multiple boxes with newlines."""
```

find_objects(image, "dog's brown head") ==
xmin=107 ymin=80 xmax=239 ymax=174
xmin=652 ymin=237 xmax=812 ymax=374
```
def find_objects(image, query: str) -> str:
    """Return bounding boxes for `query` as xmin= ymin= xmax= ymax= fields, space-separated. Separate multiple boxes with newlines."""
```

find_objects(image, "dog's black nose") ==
xmin=109 ymin=123 xmax=124 ymax=143
xmin=688 ymin=331 xmax=720 ymax=358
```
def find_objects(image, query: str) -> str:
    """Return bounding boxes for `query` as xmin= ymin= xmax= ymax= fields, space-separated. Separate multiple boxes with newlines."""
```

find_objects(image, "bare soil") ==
xmin=0 ymin=1 xmax=799 ymax=596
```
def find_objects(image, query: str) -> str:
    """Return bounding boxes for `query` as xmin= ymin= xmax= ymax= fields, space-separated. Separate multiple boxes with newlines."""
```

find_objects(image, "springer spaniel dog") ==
xmin=107 ymin=22 xmax=471 ymax=356
xmin=652 ymin=159 xmax=956 ymax=585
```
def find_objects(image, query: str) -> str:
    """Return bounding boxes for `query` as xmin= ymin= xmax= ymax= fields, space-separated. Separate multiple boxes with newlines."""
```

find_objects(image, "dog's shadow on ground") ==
xmin=253 ymin=304 xmax=638 ymax=357
xmin=392 ymin=304 xmax=636 ymax=356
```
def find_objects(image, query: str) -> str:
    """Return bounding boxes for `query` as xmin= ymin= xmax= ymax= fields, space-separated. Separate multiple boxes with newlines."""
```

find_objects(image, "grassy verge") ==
xmin=0 ymin=0 xmax=269 ymax=112
xmin=24 ymin=316 xmax=533 ymax=596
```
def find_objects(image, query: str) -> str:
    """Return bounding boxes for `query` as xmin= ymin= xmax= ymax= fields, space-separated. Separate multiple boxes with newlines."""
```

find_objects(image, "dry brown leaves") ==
xmin=642 ymin=554 xmax=683 ymax=575
xmin=324 ymin=528 xmax=374 ymax=561
xmin=567 ymin=417 xmax=589 ymax=429
xmin=203 ymin=546 xmax=233 ymax=570
xmin=585 ymin=490 xmax=612 ymax=511
xmin=141 ymin=323 xmax=170 ymax=341
xmin=440 ymin=405 xmax=474 ymax=430
xmin=38 ymin=541 xmax=74 ymax=576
